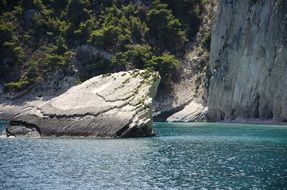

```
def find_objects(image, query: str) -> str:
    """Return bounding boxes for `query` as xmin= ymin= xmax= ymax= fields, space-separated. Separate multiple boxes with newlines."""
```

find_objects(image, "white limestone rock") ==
xmin=208 ymin=0 xmax=287 ymax=121
xmin=3 ymin=70 xmax=160 ymax=138
xmin=167 ymin=101 xmax=208 ymax=122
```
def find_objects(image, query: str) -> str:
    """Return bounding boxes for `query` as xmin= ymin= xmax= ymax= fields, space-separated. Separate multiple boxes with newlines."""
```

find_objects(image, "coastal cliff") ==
xmin=0 ymin=0 xmax=213 ymax=123
xmin=1 ymin=0 xmax=287 ymax=125
xmin=154 ymin=0 xmax=217 ymax=122
xmin=1 ymin=70 xmax=160 ymax=138
xmin=208 ymin=0 xmax=287 ymax=122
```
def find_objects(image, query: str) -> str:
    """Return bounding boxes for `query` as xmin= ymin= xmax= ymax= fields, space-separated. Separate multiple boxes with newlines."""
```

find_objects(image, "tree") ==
xmin=162 ymin=0 xmax=204 ymax=38
xmin=147 ymin=0 xmax=187 ymax=52
xmin=146 ymin=53 xmax=181 ymax=83
xmin=112 ymin=44 xmax=152 ymax=68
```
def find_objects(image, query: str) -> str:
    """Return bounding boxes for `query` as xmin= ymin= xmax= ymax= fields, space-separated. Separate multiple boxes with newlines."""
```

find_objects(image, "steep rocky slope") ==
xmin=154 ymin=0 xmax=217 ymax=122
xmin=0 ymin=0 xmax=212 ymax=123
xmin=0 ymin=0 xmax=216 ymax=123
xmin=208 ymin=0 xmax=287 ymax=122
xmin=1 ymin=70 xmax=160 ymax=138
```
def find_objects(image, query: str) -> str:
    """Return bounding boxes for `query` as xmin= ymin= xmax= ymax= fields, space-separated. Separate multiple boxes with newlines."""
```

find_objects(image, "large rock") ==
xmin=208 ymin=0 xmax=287 ymax=121
xmin=3 ymin=70 xmax=160 ymax=138
xmin=167 ymin=101 xmax=208 ymax=122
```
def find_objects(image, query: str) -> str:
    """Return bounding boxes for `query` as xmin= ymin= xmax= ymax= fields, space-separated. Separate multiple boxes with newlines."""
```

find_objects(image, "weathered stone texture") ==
xmin=208 ymin=0 xmax=287 ymax=121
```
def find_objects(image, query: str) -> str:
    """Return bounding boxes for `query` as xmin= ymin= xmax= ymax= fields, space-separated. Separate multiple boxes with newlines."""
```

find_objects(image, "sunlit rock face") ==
xmin=208 ymin=0 xmax=287 ymax=121
xmin=4 ymin=70 xmax=160 ymax=138
xmin=166 ymin=100 xmax=208 ymax=122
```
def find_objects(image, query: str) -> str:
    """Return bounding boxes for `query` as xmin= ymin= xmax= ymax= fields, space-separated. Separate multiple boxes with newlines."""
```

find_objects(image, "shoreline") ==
xmin=163 ymin=120 xmax=287 ymax=126
xmin=2 ymin=118 xmax=287 ymax=126
xmin=217 ymin=119 xmax=287 ymax=126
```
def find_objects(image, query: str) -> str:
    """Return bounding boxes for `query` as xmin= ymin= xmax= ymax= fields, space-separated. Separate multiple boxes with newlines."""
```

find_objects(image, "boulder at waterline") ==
xmin=4 ymin=70 xmax=160 ymax=138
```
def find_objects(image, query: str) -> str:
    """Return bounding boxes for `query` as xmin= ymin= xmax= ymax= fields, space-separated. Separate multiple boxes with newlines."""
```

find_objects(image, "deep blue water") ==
xmin=0 ymin=122 xmax=287 ymax=190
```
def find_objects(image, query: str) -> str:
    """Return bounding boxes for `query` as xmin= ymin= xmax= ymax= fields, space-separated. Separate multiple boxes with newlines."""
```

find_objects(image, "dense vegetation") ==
xmin=0 ymin=0 xmax=207 ymax=92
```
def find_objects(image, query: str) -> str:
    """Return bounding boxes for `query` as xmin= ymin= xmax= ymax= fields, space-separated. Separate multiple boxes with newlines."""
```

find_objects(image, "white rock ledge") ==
xmin=2 ymin=70 xmax=160 ymax=138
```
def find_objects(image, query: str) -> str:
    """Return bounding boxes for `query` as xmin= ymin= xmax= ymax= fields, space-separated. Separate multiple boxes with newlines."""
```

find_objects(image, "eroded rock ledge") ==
xmin=1 ymin=70 xmax=160 ymax=138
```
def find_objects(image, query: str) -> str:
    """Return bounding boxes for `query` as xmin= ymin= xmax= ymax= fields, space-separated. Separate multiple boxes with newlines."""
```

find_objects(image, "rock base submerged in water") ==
xmin=5 ymin=70 xmax=160 ymax=138
xmin=166 ymin=101 xmax=208 ymax=122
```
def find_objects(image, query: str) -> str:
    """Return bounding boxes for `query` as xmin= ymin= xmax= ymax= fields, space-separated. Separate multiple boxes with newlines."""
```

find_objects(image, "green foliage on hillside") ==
xmin=0 ymin=0 xmax=206 ymax=92
xmin=146 ymin=53 xmax=181 ymax=83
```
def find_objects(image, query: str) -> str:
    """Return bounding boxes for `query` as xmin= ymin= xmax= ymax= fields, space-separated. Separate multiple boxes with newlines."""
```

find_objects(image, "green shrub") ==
xmin=88 ymin=11 xmax=132 ymax=52
xmin=13 ymin=46 xmax=25 ymax=59
xmin=89 ymin=26 xmax=123 ymax=50
xmin=162 ymin=0 xmax=204 ymax=38
xmin=147 ymin=0 xmax=187 ymax=51
xmin=46 ymin=54 xmax=65 ymax=66
xmin=0 ymin=0 xmax=206 ymax=89
xmin=67 ymin=0 xmax=91 ymax=26
xmin=129 ymin=16 xmax=149 ymax=42
xmin=146 ymin=53 xmax=181 ymax=82
xmin=112 ymin=44 xmax=152 ymax=68
xmin=79 ymin=53 xmax=113 ymax=81
xmin=0 ymin=20 xmax=14 ymax=42
xmin=21 ymin=0 xmax=45 ymax=10
xmin=4 ymin=78 xmax=30 ymax=91
xmin=2 ymin=41 xmax=15 ymax=49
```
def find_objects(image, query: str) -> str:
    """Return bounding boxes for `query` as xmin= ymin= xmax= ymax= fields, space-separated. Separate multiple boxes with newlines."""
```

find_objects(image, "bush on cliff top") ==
xmin=0 ymin=0 xmax=205 ymax=91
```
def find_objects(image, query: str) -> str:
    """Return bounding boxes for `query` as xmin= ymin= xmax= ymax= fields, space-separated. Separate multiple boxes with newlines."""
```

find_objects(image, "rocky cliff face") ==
xmin=208 ymin=0 xmax=287 ymax=121
xmin=1 ymin=70 xmax=160 ymax=138
xmin=154 ymin=0 xmax=217 ymax=122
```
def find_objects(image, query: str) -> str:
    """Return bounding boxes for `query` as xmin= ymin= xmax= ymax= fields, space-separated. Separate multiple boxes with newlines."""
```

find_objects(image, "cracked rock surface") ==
xmin=208 ymin=0 xmax=287 ymax=121
xmin=1 ymin=70 xmax=160 ymax=138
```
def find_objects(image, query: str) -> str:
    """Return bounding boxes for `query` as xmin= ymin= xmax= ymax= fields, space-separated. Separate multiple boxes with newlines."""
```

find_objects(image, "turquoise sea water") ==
xmin=0 ymin=122 xmax=287 ymax=189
